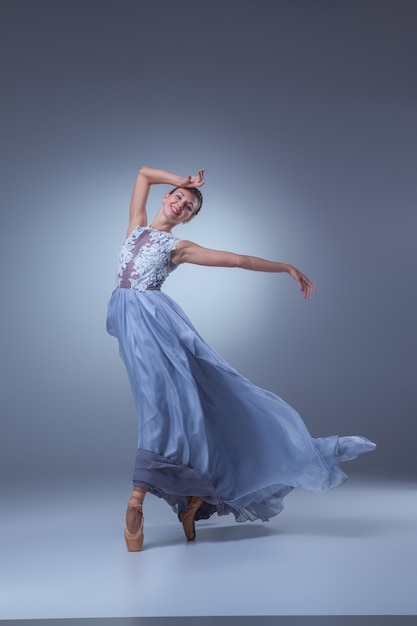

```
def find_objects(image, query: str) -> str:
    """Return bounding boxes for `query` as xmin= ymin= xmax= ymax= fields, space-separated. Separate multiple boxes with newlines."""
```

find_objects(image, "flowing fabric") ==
xmin=107 ymin=226 xmax=376 ymax=522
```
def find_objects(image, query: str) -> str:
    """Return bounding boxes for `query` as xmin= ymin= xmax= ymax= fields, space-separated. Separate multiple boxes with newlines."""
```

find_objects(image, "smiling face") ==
xmin=163 ymin=188 xmax=202 ymax=224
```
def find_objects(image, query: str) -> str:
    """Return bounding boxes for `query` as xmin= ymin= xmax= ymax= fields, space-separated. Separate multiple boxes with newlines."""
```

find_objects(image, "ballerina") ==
xmin=106 ymin=165 xmax=375 ymax=551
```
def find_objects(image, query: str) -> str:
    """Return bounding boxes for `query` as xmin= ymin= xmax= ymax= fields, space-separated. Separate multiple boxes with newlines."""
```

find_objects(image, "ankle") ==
xmin=130 ymin=487 xmax=146 ymax=502
xmin=128 ymin=496 xmax=143 ymax=510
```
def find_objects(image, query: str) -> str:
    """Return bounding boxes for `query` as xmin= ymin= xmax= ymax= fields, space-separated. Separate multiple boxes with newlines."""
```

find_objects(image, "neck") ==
xmin=149 ymin=221 xmax=172 ymax=232
xmin=150 ymin=209 xmax=175 ymax=233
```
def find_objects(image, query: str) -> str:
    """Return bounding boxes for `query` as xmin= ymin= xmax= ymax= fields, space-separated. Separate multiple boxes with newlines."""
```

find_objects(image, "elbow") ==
xmin=138 ymin=165 xmax=151 ymax=179
xmin=236 ymin=254 xmax=252 ymax=270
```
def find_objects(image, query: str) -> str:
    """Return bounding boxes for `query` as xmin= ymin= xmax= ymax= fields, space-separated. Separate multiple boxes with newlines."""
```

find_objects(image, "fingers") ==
xmin=305 ymin=274 xmax=318 ymax=296
xmin=185 ymin=170 xmax=205 ymax=188
xmin=309 ymin=280 xmax=318 ymax=296
xmin=196 ymin=169 xmax=205 ymax=187
xmin=298 ymin=277 xmax=308 ymax=299
xmin=301 ymin=279 xmax=309 ymax=300
xmin=298 ymin=273 xmax=317 ymax=300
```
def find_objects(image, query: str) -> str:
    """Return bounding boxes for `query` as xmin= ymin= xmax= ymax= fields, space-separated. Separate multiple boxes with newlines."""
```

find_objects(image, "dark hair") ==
xmin=169 ymin=187 xmax=203 ymax=215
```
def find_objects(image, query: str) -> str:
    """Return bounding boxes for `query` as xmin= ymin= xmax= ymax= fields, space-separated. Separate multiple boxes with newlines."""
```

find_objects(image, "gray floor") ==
xmin=1 ymin=476 xmax=416 ymax=621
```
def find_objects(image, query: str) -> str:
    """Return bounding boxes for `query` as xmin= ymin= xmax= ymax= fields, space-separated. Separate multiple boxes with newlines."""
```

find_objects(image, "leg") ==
xmin=180 ymin=496 xmax=203 ymax=541
xmin=124 ymin=486 xmax=147 ymax=552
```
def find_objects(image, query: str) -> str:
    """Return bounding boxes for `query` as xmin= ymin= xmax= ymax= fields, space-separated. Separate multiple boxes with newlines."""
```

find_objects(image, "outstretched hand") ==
xmin=289 ymin=266 xmax=318 ymax=300
xmin=180 ymin=169 xmax=205 ymax=188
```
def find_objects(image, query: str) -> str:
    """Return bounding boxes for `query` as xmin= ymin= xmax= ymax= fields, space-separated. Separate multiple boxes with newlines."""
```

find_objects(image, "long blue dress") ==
xmin=107 ymin=226 xmax=376 ymax=522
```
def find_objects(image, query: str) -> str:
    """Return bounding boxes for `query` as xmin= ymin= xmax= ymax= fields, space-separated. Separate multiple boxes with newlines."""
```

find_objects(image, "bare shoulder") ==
xmin=171 ymin=239 xmax=195 ymax=264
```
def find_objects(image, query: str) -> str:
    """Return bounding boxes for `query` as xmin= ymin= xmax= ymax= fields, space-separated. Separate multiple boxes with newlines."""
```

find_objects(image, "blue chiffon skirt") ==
xmin=107 ymin=287 xmax=376 ymax=522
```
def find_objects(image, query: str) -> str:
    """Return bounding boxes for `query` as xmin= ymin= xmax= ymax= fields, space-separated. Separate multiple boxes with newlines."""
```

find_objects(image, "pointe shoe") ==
xmin=124 ymin=497 xmax=144 ymax=552
xmin=179 ymin=496 xmax=203 ymax=542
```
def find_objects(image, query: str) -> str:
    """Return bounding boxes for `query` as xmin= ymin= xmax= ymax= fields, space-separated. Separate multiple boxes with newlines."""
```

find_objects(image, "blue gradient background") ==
xmin=1 ymin=0 xmax=415 ymax=484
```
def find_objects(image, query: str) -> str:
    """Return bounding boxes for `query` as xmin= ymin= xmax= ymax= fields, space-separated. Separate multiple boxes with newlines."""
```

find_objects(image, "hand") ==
xmin=289 ymin=266 xmax=318 ymax=300
xmin=181 ymin=169 xmax=205 ymax=188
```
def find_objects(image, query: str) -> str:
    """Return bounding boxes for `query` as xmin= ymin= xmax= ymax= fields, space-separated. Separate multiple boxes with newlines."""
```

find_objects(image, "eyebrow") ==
xmin=177 ymin=191 xmax=195 ymax=206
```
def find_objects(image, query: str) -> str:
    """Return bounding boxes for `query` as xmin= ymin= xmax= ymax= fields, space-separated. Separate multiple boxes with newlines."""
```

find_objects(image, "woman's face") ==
xmin=163 ymin=188 xmax=200 ymax=223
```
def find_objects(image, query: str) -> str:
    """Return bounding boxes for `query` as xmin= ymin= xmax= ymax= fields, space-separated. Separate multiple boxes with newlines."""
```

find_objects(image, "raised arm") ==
xmin=172 ymin=240 xmax=318 ymax=300
xmin=127 ymin=166 xmax=205 ymax=236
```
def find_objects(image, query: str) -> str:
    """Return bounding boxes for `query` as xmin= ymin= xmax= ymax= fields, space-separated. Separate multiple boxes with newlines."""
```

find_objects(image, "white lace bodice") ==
xmin=117 ymin=227 xmax=179 ymax=291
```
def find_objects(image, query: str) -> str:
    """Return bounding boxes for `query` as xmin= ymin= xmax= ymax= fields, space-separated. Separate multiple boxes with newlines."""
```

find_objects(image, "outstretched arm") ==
xmin=127 ymin=166 xmax=205 ymax=235
xmin=172 ymin=240 xmax=318 ymax=300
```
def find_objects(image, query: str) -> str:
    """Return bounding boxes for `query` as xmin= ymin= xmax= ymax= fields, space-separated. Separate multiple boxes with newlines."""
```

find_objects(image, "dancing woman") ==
xmin=106 ymin=165 xmax=375 ymax=551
